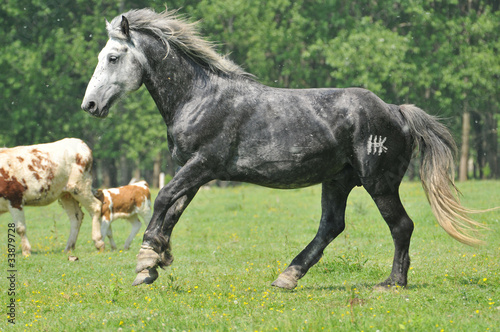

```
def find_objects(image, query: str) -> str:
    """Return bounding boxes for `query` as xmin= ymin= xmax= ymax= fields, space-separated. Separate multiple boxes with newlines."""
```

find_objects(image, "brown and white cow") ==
xmin=94 ymin=181 xmax=151 ymax=250
xmin=0 ymin=138 xmax=104 ymax=256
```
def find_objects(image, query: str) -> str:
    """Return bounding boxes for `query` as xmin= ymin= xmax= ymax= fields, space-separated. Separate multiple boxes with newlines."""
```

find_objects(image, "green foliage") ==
xmin=316 ymin=18 xmax=415 ymax=100
xmin=1 ymin=0 xmax=499 ymax=180
xmin=0 ymin=181 xmax=498 ymax=330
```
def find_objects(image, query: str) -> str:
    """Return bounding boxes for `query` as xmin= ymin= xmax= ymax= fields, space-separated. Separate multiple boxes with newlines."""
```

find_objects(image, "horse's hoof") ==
xmin=135 ymin=246 xmax=160 ymax=273
xmin=132 ymin=268 xmax=158 ymax=286
xmin=373 ymin=284 xmax=392 ymax=292
xmin=374 ymin=279 xmax=406 ymax=291
xmin=271 ymin=275 xmax=297 ymax=290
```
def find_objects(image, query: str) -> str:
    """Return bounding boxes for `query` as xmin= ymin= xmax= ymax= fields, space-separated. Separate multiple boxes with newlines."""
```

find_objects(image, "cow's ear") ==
xmin=94 ymin=189 xmax=104 ymax=201
xmin=120 ymin=16 xmax=131 ymax=39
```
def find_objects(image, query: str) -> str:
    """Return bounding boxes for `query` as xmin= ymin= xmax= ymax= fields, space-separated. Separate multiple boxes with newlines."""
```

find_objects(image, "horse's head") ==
xmin=82 ymin=16 xmax=144 ymax=118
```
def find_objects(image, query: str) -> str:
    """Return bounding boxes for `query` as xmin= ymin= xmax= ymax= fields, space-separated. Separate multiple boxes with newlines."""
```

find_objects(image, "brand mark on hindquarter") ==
xmin=367 ymin=135 xmax=388 ymax=155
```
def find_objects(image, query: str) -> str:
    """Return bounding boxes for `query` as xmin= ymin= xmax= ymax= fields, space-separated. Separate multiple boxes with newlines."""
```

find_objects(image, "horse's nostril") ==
xmin=83 ymin=101 xmax=96 ymax=112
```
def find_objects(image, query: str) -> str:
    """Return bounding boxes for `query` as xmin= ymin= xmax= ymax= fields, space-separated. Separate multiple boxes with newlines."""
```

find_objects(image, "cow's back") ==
xmin=0 ymin=138 xmax=93 ymax=208
xmin=99 ymin=181 xmax=151 ymax=220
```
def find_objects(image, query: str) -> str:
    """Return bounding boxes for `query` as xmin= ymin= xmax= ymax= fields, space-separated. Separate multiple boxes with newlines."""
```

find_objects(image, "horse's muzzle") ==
xmin=81 ymin=100 xmax=109 ymax=118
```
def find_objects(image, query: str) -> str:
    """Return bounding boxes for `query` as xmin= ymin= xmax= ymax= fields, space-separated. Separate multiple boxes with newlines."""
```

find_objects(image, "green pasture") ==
xmin=1 ymin=181 xmax=499 ymax=331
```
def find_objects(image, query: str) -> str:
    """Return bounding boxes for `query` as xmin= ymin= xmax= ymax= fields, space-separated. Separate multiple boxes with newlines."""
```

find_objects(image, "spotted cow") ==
xmin=95 ymin=181 xmax=151 ymax=250
xmin=0 ymin=138 xmax=104 ymax=255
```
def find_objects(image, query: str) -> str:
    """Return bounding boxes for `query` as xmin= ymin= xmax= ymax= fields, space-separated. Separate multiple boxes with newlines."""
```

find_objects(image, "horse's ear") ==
xmin=120 ymin=15 xmax=131 ymax=39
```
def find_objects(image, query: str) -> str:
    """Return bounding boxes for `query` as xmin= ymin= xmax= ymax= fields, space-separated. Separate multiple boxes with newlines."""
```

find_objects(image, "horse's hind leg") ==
xmin=272 ymin=170 xmax=358 ymax=289
xmin=365 ymin=187 xmax=414 ymax=287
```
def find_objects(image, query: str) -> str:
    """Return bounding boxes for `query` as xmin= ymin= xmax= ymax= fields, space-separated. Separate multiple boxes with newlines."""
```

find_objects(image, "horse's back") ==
xmin=224 ymin=86 xmax=409 ymax=188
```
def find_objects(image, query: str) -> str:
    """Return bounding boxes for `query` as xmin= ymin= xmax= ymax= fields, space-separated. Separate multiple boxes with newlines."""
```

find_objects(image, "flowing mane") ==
xmin=107 ymin=8 xmax=251 ymax=77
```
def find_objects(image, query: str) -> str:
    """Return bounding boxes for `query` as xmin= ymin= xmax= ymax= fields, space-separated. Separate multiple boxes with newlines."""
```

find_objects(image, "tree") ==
xmin=1 ymin=0 xmax=498 ymax=185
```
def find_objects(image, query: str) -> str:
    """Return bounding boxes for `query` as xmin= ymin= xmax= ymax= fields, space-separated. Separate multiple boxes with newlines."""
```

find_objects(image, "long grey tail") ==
xmin=399 ymin=104 xmax=488 ymax=246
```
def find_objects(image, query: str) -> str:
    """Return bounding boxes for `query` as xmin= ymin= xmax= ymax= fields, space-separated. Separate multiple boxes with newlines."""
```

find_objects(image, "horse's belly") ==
xmin=231 ymin=152 xmax=346 ymax=189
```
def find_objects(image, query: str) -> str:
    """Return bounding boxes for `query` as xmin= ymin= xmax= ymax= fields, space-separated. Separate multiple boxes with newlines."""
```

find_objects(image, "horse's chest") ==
xmin=167 ymin=131 xmax=194 ymax=166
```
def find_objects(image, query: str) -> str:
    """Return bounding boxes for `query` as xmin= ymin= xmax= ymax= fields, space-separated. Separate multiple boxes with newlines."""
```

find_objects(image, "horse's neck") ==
xmin=143 ymin=47 xmax=211 ymax=126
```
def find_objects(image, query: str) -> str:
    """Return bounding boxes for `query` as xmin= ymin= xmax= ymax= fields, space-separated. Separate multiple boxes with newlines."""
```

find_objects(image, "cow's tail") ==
xmin=399 ymin=104 xmax=490 ymax=246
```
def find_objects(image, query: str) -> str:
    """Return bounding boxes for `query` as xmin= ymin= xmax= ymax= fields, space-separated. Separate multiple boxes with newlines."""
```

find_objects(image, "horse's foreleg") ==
xmin=9 ymin=206 xmax=31 ymax=256
xmin=273 ymin=178 xmax=355 ymax=289
xmin=59 ymin=195 xmax=84 ymax=252
xmin=133 ymin=159 xmax=213 ymax=286
xmin=371 ymin=194 xmax=414 ymax=288
xmin=133 ymin=190 xmax=198 ymax=285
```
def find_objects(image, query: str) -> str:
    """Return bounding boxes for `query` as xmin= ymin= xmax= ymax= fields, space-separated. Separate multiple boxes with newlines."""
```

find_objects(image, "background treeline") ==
xmin=1 ymin=0 xmax=499 ymax=188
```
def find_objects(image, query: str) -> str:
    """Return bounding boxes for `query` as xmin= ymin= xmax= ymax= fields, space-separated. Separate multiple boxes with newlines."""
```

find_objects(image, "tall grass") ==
xmin=1 ymin=181 xmax=499 ymax=331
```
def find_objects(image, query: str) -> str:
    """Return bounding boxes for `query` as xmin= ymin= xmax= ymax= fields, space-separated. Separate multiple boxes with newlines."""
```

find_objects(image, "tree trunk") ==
xmin=132 ymin=159 xmax=141 ymax=183
xmin=484 ymin=112 xmax=499 ymax=179
xmin=472 ymin=112 xmax=484 ymax=179
xmin=102 ymin=158 xmax=118 ymax=188
xmin=152 ymin=151 xmax=161 ymax=188
xmin=120 ymin=155 xmax=131 ymax=185
xmin=459 ymin=109 xmax=471 ymax=182
xmin=101 ymin=159 xmax=111 ymax=188
xmin=91 ymin=158 xmax=99 ymax=188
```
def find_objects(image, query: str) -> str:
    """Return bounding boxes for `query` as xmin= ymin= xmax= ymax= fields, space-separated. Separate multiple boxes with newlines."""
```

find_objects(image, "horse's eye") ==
xmin=109 ymin=55 xmax=118 ymax=63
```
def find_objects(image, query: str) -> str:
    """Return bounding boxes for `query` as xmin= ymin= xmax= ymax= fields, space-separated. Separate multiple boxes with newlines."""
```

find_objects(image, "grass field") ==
xmin=1 ymin=181 xmax=499 ymax=331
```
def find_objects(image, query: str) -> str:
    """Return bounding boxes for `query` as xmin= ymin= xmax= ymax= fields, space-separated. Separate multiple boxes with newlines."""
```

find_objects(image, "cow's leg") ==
xmin=139 ymin=205 xmax=152 ymax=227
xmin=75 ymin=193 xmax=104 ymax=251
xmin=9 ymin=206 xmax=31 ymax=256
xmin=100 ymin=217 xmax=116 ymax=250
xmin=106 ymin=223 xmax=118 ymax=250
xmin=123 ymin=216 xmax=141 ymax=250
xmin=59 ymin=195 xmax=84 ymax=252
xmin=272 ymin=171 xmax=358 ymax=289
xmin=133 ymin=157 xmax=213 ymax=286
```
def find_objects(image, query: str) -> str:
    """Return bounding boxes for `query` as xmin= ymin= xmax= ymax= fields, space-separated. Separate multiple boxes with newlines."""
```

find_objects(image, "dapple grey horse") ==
xmin=82 ymin=8 xmax=486 ymax=289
